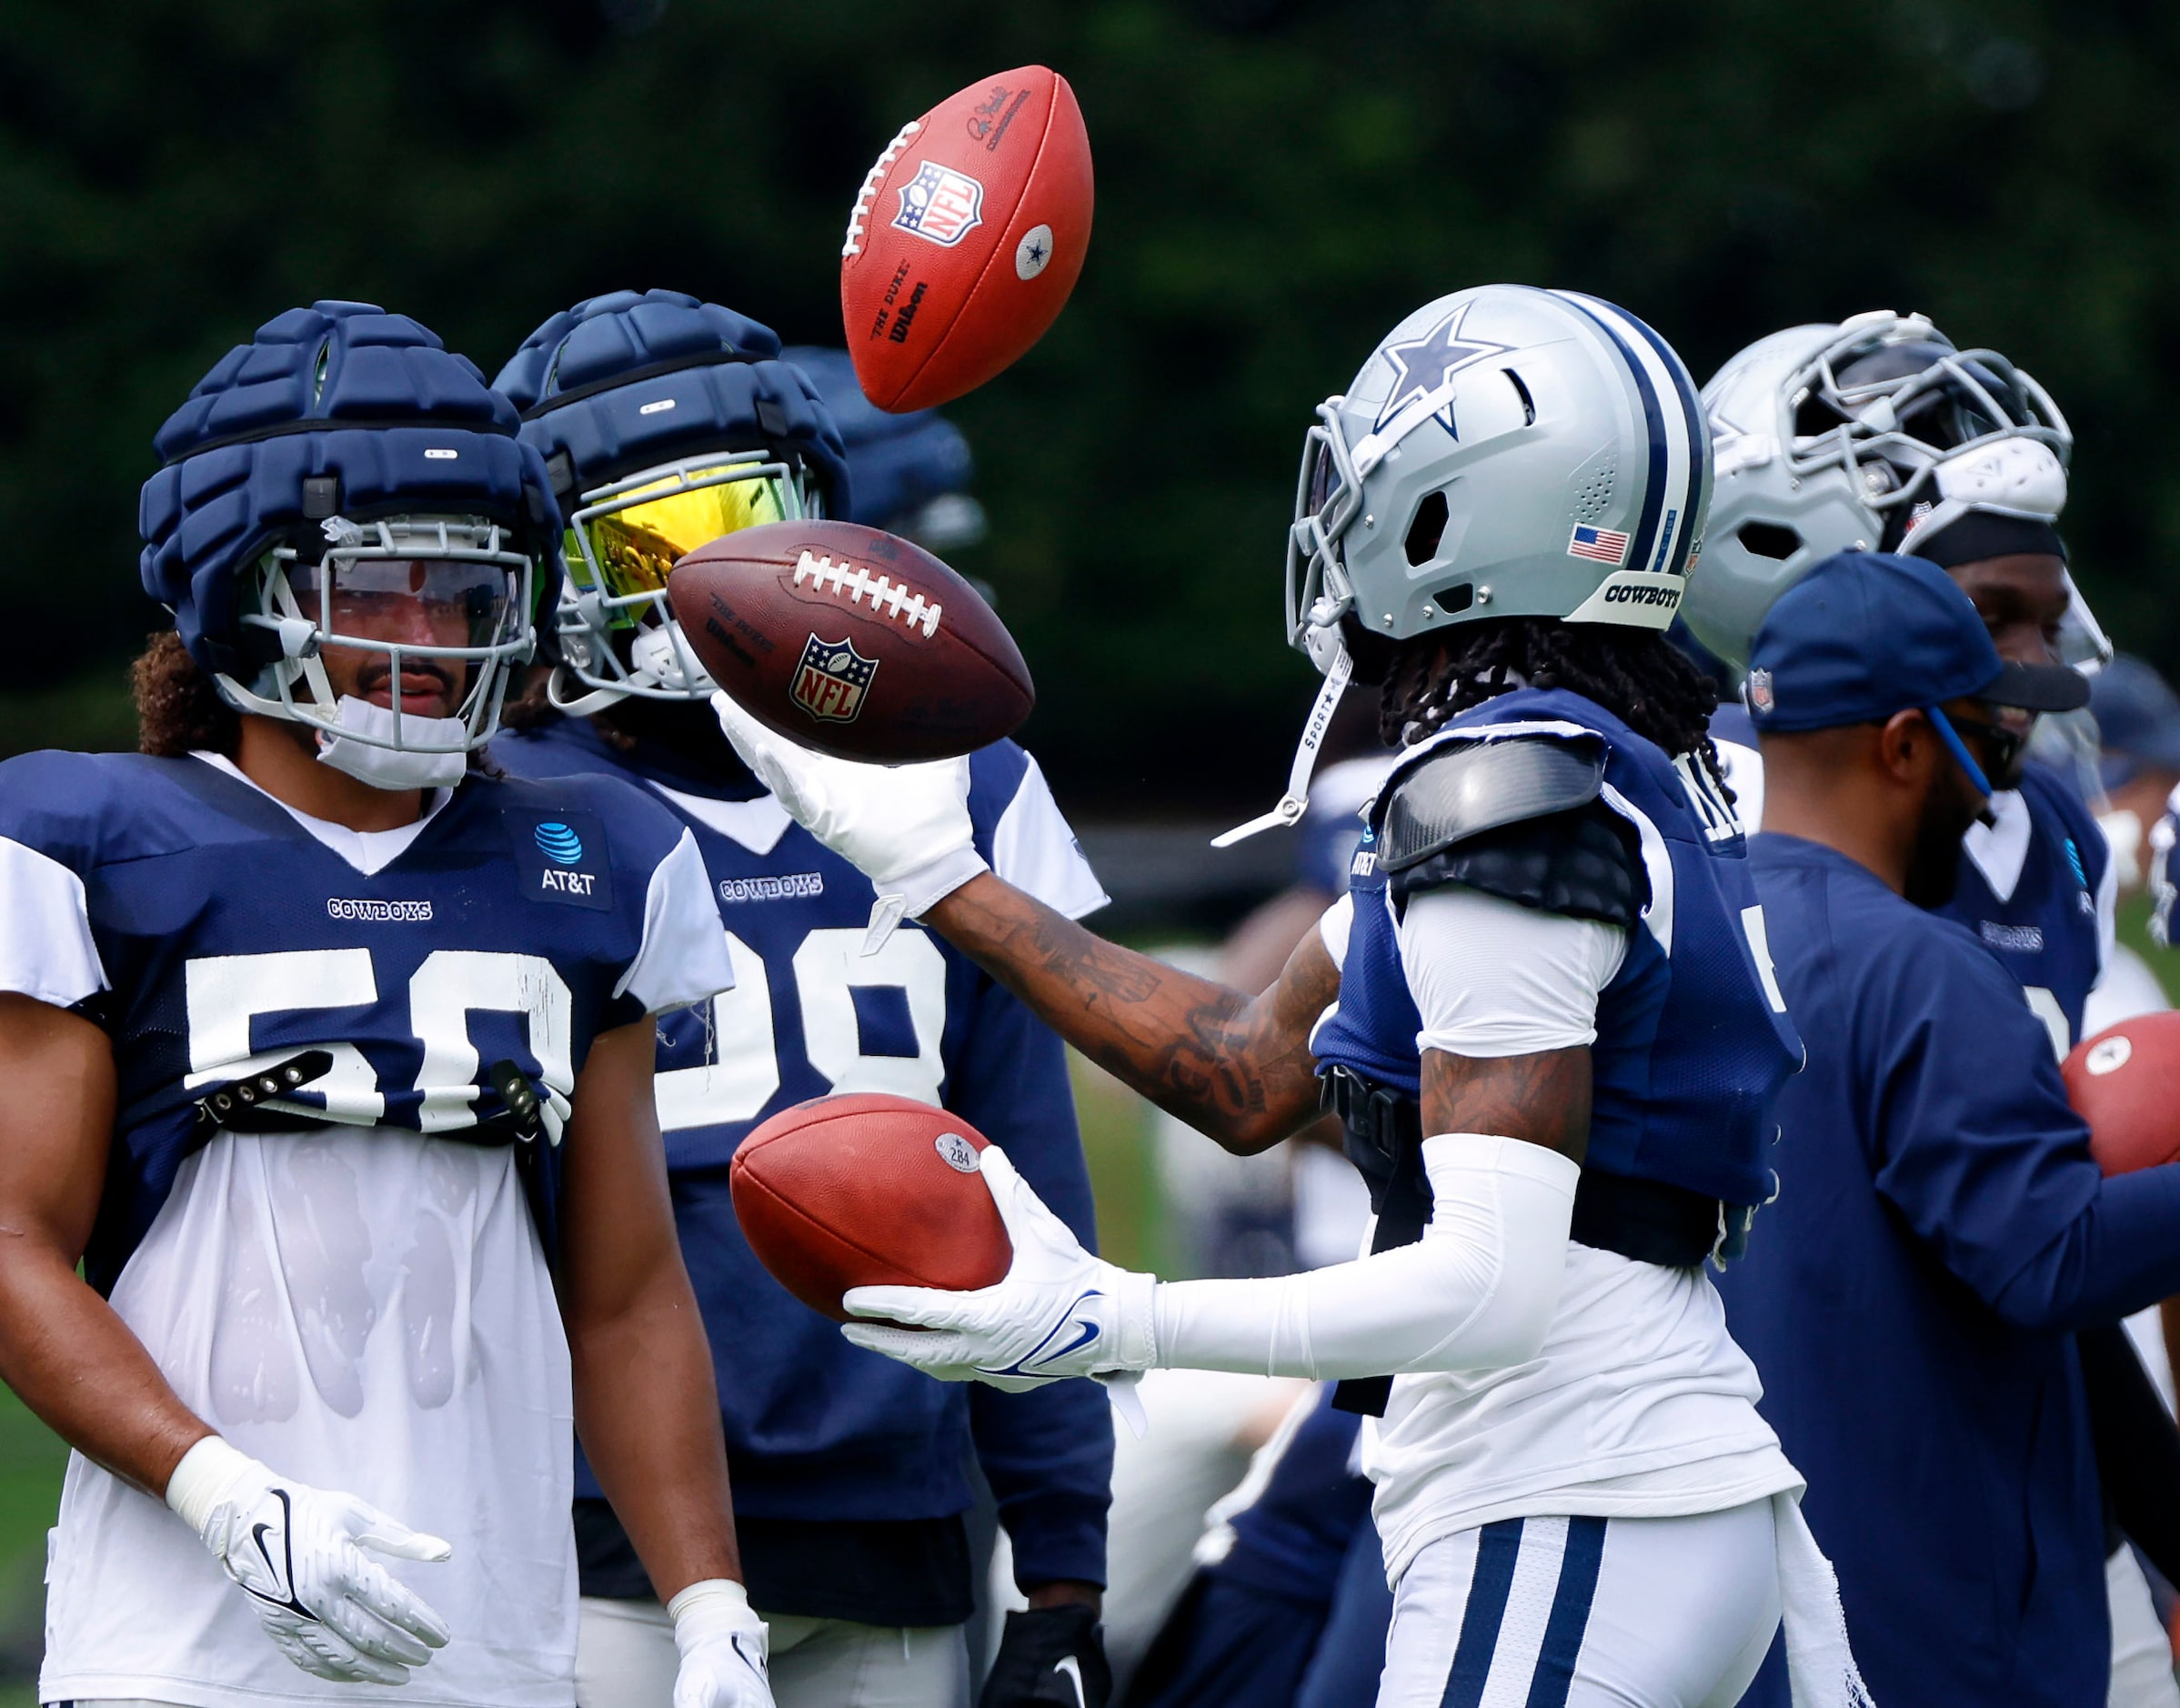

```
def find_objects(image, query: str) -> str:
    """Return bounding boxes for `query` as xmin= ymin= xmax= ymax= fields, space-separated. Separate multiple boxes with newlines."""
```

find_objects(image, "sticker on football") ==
xmin=2064 ymin=1010 xmax=2180 ymax=1175
xmin=841 ymin=65 xmax=1093 ymax=412
xmin=668 ymin=517 xmax=1034 ymax=762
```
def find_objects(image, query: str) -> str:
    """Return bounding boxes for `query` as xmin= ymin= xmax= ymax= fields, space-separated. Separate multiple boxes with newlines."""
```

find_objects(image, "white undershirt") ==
xmin=1397 ymin=888 xmax=1627 ymax=1058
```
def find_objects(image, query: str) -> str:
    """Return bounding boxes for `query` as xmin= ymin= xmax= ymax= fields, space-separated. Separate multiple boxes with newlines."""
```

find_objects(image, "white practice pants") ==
xmin=577 ymin=1594 xmax=970 ymax=1708
xmin=2108 ymin=1546 xmax=2180 ymax=1708
xmin=1377 ymin=1499 xmax=1782 ymax=1708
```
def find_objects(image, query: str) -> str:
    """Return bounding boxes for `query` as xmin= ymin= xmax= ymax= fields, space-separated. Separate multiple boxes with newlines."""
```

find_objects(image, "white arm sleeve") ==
xmin=0 ymin=836 xmax=105 ymax=1010
xmin=1150 ymin=1133 xmax=1578 ymax=1379
xmin=615 ymin=829 xmax=736 ymax=1014
xmin=1397 ymin=886 xmax=1626 ymax=1057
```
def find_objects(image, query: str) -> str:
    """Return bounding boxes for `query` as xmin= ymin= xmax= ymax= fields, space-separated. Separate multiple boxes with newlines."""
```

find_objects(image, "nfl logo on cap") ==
xmin=1747 ymin=668 xmax=1775 ymax=716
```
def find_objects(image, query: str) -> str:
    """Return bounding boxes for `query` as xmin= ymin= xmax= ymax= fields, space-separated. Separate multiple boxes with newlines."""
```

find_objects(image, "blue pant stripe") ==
xmin=1525 ymin=1515 xmax=1609 ymax=1708
xmin=1440 ymin=1517 xmax=1525 ymax=1708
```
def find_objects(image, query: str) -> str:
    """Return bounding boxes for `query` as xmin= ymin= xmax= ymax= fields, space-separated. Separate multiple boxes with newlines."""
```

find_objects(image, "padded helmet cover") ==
xmin=139 ymin=300 xmax=562 ymax=679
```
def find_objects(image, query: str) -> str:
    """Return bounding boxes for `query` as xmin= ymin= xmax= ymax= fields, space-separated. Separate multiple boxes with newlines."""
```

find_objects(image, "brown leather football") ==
xmin=669 ymin=518 xmax=1033 ymax=761
xmin=728 ymin=1092 xmax=1012 ymax=1321
xmin=2064 ymin=1010 xmax=2180 ymax=1175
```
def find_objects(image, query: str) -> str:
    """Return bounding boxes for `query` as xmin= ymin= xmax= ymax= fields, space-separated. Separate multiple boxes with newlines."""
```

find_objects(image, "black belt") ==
xmin=1321 ymin=1066 xmax=1751 ymax=1416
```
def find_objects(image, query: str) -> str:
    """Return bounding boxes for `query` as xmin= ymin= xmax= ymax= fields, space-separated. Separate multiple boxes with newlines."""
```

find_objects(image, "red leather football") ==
xmin=2063 ymin=1011 xmax=2180 ymax=1174
xmin=668 ymin=517 xmax=1033 ymax=761
xmin=729 ymin=1093 xmax=1013 ymax=1321
xmin=840 ymin=65 xmax=1093 ymax=412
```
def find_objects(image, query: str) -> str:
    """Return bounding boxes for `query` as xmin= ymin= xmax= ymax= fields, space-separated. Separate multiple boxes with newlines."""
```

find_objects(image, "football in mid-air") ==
xmin=669 ymin=517 xmax=1033 ymax=762
xmin=840 ymin=65 xmax=1093 ymax=412
xmin=2062 ymin=1011 xmax=2180 ymax=1174
xmin=729 ymin=1093 xmax=1013 ymax=1321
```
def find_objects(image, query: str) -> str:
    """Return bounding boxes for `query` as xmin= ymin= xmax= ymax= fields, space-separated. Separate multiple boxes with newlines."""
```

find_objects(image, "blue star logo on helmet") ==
xmin=534 ymin=822 xmax=584 ymax=865
xmin=1371 ymin=304 xmax=1513 ymax=437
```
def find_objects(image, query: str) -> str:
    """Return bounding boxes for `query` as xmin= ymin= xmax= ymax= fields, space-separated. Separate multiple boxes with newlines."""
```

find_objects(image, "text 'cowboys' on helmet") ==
xmin=137 ymin=301 xmax=564 ymax=778
xmin=1687 ymin=310 xmax=2074 ymax=668
xmin=496 ymin=288 xmax=852 ymax=715
xmin=1286 ymin=283 xmax=1713 ymax=685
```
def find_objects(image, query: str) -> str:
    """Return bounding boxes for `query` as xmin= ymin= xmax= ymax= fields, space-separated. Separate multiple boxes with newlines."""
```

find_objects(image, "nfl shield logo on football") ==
xmin=792 ymin=635 xmax=879 ymax=724
xmin=1747 ymin=668 xmax=1776 ymax=716
xmin=892 ymin=161 xmax=986 ymax=247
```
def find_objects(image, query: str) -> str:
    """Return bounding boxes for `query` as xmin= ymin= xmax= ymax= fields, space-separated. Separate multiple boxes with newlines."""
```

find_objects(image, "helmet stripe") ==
xmin=1554 ymin=293 xmax=1673 ymax=580
xmin=1601 ymin=303 xmax=1712 ymax=577
xmin=1557 ymin=292 xmax=1709 ymax=579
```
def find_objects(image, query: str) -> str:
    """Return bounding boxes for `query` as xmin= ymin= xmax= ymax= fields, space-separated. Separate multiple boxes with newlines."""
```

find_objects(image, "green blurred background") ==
xmin=7 ymin=0 xmax=2180 ymax=808
xmin=5 ymin=0 xmax=2180 ymax=1692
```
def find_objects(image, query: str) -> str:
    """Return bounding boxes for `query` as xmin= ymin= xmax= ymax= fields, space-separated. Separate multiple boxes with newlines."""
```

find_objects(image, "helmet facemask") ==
xmin=550 ymin=450 xmax=816 ymax=715
xmin=219 ymin=515 xmax=538 ymax=787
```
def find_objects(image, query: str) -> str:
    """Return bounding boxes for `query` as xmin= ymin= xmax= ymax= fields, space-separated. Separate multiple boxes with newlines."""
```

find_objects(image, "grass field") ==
xmin=0 ymin=905 xmax=2173 ymax=1689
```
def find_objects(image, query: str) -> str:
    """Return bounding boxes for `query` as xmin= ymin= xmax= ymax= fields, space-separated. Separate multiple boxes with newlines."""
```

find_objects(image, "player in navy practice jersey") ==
xmin=0 ymin=305 xmax=770 ymax=1707
xmin=1692 ymin=313 xmax=2116 ymax=1050
xmin=720 ymin=285 xmax=1878 ymax=1708
xmin=488 ymin=290 xmax=1115 ymax=1708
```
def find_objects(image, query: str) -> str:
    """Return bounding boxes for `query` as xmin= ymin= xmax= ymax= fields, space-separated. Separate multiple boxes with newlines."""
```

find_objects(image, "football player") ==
xmin=0 ymin=304 xmax=771 ymax=1705
xmin=718 ymin=285 xmax=1874 ymax=1707
xmin=489 ymin=290 xmax=1115 ymax=1708
xmin=1692 ymin=318 xmax=2180 ymax=1708
xmin=1691 ymin=312 xmax=2115 ymax=1052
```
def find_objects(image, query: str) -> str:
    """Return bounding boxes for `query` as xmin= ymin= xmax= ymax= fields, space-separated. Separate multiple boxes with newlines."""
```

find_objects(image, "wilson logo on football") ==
xmin=892 ymin=161 xmax=986 ymax=248
xmin=793 ymin=549 xmax=944 ymax=638
xmin=793 ymin=635 xmax=879 ymax=724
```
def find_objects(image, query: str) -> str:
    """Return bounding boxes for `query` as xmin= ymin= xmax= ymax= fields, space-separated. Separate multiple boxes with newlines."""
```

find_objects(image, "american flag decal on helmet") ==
xmin=1568 ymin=524 xmax=1632 ymax=565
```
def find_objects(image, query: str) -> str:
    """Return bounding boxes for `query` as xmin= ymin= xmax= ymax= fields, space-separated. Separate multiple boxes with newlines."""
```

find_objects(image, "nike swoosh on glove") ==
xmin=670 ymin=1579 xmax=774 ymax=1708
xmin=166 ymin=1434 xmax=451 ymax=1684
xmin=712 ymin=691 xmax=987 ymax=919
xmin=843 ymin=1146 xmax=1157 ymax=1391
xmin=979 ymin=1604 xmax=1111 ymax=1708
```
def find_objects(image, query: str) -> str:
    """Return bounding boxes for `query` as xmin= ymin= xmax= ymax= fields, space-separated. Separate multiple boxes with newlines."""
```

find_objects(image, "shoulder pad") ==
xmin=1378 ymin=737 xmax=1605 ymax=874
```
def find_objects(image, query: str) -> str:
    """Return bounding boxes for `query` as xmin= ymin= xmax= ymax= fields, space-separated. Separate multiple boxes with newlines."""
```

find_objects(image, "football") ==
xmin=729 ymin=1093 xmax=1014 ymax=1321
xmin=840 ymin=65 xmax=1094 ymax=412
xmin=668 ymin=517 xmax=1034 ymax=761
xmin=2062 ymin=1011 xmax=2180 ymax=1174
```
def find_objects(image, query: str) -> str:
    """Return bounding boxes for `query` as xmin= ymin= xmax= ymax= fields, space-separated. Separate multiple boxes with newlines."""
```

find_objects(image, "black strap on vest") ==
xmin=1321 ymin=1067 xmax=1750 ymax=1417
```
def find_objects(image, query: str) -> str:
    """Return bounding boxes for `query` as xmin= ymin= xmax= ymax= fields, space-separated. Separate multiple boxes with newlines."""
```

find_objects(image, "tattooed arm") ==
xmin=1420 ymin=1045 xmax=1591 ymax=1163
xmin=922 ymin=873 xmax=1336 ymax=1154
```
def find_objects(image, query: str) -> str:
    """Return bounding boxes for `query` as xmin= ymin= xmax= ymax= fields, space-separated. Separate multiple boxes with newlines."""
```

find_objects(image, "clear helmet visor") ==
xmin=223 ymin=516 xmax=539 ymax=759
xmin=555 ymin=453 xmax=809 ymax=709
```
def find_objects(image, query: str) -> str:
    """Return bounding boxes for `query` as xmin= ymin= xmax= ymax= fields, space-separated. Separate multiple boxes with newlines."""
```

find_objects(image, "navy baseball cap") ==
xmin=1747 ymin=550 xmax=2090 ymax=733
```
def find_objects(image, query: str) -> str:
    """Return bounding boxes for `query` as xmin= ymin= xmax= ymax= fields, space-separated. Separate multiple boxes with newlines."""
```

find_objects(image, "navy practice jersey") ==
xmin=1213 ymin=1387 xmax=1373 ymax=1603
xmin=1314 ymin=688 xmax=1803 ymax=1211
xmin=1722 ymin=833 xmax=2125 ymax=1705
xmin=1712 ymin=704 xmax=2111 ymax=1055
xmin=0 ymin=749 xmax=721 ymax=1291
xmin=495 ymin=717 xmax=1115 ymax=1588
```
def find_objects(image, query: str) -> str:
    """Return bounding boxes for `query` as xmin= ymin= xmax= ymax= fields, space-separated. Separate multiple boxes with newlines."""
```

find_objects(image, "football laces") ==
xmin=792 ymin=549 xmax=944 ymax=638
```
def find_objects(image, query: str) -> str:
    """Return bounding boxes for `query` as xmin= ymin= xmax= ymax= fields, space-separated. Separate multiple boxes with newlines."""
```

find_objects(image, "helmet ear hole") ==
xmin=1403 ymin=490 xmax=1450 ymax=566
xmin=1738 ymin=521 xmax=1801 ymax=562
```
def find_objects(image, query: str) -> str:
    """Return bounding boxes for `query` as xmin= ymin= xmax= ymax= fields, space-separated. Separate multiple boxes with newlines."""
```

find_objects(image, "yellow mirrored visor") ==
xmin=571 ymin=465 xmax=793 ymax=614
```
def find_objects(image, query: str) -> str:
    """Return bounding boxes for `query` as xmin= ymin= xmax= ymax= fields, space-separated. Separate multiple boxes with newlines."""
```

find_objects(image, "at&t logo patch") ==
xmin=892 ymin=161 xmax=985 ymax=247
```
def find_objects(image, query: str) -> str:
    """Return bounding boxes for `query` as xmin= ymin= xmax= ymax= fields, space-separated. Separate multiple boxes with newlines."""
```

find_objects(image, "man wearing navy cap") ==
xmin=1717 ymin=550 xmax=2180 ymax=1706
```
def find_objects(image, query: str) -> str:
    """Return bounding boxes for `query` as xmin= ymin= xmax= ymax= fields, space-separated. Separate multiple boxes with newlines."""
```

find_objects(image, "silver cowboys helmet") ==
xmin=1687 ymin=310 xmax=2100 ymax=669
xmin=1223 ymin=284 xmax=1711 ymax=843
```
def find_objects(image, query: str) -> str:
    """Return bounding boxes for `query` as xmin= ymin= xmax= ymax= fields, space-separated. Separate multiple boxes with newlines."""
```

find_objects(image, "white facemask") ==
xmin=315 ymin=695 xmax=469 ymax=790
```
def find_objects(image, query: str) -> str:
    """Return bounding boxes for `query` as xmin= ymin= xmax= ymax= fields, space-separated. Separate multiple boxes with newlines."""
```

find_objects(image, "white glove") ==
xmin=712 ymin=691 xmax=986 ymax=919
xmin=671 ymin=1578 xmax=773 ymax=1708
xmin=843 ymin=1146 xmax=1158 ymax=1390
xmin=166 ymin=1434 xmax=452 ymax=1684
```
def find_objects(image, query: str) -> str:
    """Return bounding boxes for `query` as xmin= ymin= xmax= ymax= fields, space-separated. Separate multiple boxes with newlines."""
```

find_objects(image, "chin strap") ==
xmin=1212 ymin=648 xmax=1353 ymax=847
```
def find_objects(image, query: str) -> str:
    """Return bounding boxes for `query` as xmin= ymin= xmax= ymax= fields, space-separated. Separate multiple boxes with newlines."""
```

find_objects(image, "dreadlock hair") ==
xmin=133 ymin=629 xmax=239 ymax=759
xmin=1378 ymin=616 xmax=1733 ymax=800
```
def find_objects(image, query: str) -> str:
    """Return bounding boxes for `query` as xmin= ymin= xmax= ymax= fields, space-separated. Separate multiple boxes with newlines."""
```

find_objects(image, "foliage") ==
xmin=5 ymin=0 xmax=2178 ymax=805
